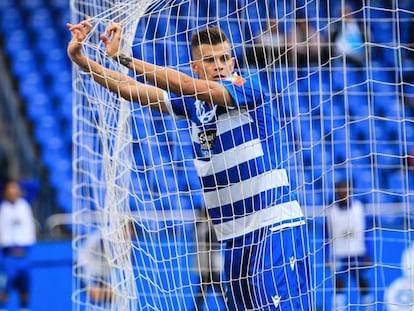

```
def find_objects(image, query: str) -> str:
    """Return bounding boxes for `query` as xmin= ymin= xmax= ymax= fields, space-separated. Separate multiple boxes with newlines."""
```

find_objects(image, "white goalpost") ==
xmin=71 ymin=0 xmax=414 ymax=310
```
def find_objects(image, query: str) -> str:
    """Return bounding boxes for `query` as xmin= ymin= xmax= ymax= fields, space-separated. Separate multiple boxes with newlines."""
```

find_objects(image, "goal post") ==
xmin=71 ymin=0 xmax=414 ymax=310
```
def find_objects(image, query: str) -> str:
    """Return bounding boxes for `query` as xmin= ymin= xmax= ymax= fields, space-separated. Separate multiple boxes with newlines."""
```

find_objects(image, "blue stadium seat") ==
xmin=18 ymin=0 xmax=46 ymax=11
xmin=33 ymin=115 xmax=62 ymax=146
xmin=347 ymin=92 xmax=370 ymax=118
xmin=322 ymin=105 xmax=347 ymax=136
xmin=403 ymin=120 xmax=414 ymax=146
xmin=349 ymin=119 xmax=371 ymax=140
xmin=270 ymin=69 xmax=294 ymax=94
xmin=49 ymin=68 xmax=72 ymax=100
xmin=49 ymin=0 xmax=69 ymax=12
xmin=25 ymin=91 xmax=54 ymax=121
xmin=371 ymin=20 xmax=395 ymax=45
xmin=58 ymin=95 xmax=72 ymax=122
xmin=372 ymin=119 xmax=398 ymax=141
xmin=26 ymin=7 xmax=54 ymax=31
xmin=18 ymin=72 xmax=46 ymax=101
xmin=349 ymin=143 xmax=371 ymax=170
xmin=352 ymin=168 xmax=378 ymax=204
xmin=34 ymin=28 xmax=60 ymax=56
xmin=3 ymin=29 xmax=30 ymax=56
xmin=10 ymin=49 xmax=39 ymax=79
xmin=49 ymin=158 xmax=72 ymax=189
xmin=369 ymin=62 xmax=395 ymax=83
xmin=56 ymin=181 xmax=72 ymax=213
xmin=376 ymin=191 xmax=401 ymax=204
xmin=331 ymin=66 xmax=365 ymax=91
xmin=386 ymin=170 xmax=407 ymax=196
xmin=0 ymin=0 xmax=15 ymax=9
xmin=0 ymin=7 xmax=24 ymax=33
xmin=41 ymin=137 xmax=67 ymax=171
xmin=374 ymin=142 xmax=403 ymax=172
xmin=19 ymin=179 xmax=41 ymax=204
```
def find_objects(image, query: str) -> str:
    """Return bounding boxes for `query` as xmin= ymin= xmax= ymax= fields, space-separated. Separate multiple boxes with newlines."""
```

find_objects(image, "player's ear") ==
xmin=190 ymin=60 xmax=200 ymax=76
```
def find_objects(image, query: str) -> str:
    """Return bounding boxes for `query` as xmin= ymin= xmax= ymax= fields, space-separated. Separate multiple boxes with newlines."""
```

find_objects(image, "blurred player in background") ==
xmin=327 ymin=181 xmax=373 ymax=311
xmin=67 ymin=19 xmax=312 ymax=310
xmin=77 ymin=220 xmax=136 ymax=306
xmin=0 ymin=180 xmax=37 ymax=311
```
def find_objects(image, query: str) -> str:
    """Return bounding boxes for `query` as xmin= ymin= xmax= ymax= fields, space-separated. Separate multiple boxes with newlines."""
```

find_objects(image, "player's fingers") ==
xmin=100 ymin=34 xmax=109 ymax=44
xmin=66 ymin=23 xmax=78 ymax=32
xmin=80 ymin=20 xmax=93 ymax=33
xmin=107 ymin=23 xmax=121 ymax=37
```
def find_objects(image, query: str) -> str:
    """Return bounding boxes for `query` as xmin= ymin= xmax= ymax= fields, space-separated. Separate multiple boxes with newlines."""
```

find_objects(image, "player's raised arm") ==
xmin=102 ymin=23 xmax=234 ymax=107
xmin=66 ymin=20 xmax=169 ymax=113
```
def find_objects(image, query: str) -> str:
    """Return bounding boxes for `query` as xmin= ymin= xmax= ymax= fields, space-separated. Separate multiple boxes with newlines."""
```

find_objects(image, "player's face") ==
xmin=191 ymin=42 xmax=235 ymax=81
xmin=3 ymin=182 xmax=21 ymax=203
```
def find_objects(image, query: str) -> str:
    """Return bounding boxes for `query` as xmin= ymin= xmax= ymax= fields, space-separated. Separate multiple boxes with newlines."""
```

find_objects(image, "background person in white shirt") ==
xmin=327 ymin=180 xmax=373 ymax=310
xmin=0 ymin=180 xmax=36 ymax=311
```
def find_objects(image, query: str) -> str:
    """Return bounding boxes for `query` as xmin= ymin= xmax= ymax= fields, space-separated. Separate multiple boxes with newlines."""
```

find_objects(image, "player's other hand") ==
xmin=66 ymin=19 xmax=92 ymax=62
xmin=101 ymin=22 xmax=122 ymax=58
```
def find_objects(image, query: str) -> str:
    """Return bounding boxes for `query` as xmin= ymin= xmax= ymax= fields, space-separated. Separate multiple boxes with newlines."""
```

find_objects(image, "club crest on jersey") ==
xmin=195 ymin=100 xmax=217 ymax=124
xmin=198 ymin=129 xmax=217 ymax=154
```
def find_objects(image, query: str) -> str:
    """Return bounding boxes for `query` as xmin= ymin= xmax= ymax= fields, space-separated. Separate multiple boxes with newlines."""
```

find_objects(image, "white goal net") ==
xmin=71 ymin=0 xmax=414 ymax=310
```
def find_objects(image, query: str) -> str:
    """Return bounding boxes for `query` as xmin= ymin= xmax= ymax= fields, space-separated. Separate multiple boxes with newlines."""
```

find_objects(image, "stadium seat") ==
xmin=386 ymin=170 xmax=408 ymax=196
xmin=41 ymin=137 xmax=67 ymax=171
xmin=34 ymin=28 xmax=60 ymax=56
xmin=17 ymin=72 xmax=46 ymax=101
xmin=3 ymin=29 xmax=30 ymax=56
xmin=369 ymin=61 xmax=395 ymax=82
xmin=57 ymin=95 xmax=72 ymax=122
xmin=18 ymin=0 xmax=46 ymax=11
xmin=55 ymin=181 xmax=72 ymax=213
xmin=25 ymin=91 xmax=54 ymax=121
xmin=9 ymin=49 xmax=39 ymax=79
xmin=49 ymin=0 xmax=69 ymax=12
xmin=346 ymin=88 xmax=370 ymax=118
xmin=352 ymin=168 xmax=377 ymax=202
xmin=403 ymin=121 xmax=414 ymax=146
xmin=322 ymin=104 xmax=347 ymax=136
xmin=19 ymin=179 xmax=41 ymax=204
xmin=33 ymin=115 xmax=62 ymax=146
xmin=374 ymin=142 xmax=403 ymax=173
xmin=372 ymin=119 xmax=398 ymax=141
xmin=49 ymin=158 xmax=72 ymax=189
xmin=0 ymin=0 xmax=15 ymax=10
xmin=26 ymin=7 xmax=54 ymax=32
xmin=350 ymin=118 xmax=371 ymax=141
xmin=48 ymin=68 xmax=72 ymax=100
xmin=0 ymin=7 xmax=24 ymax=33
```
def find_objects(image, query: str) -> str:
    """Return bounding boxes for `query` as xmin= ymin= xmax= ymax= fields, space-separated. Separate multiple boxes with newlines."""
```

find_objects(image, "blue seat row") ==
xmin=2 ymin=0 xmax=414 ymax=214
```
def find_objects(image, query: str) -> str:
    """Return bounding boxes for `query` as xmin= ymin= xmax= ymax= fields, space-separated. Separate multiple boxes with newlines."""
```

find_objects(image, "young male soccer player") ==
xmin=67 ymin=19 xmax=311 ymax=310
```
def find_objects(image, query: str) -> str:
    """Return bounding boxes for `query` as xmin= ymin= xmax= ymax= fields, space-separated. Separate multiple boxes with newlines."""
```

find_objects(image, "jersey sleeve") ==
xmin=163 ymin=91 xmax=194 ymax=120
xmin=219 ymin=73 xmax=267 ymax=109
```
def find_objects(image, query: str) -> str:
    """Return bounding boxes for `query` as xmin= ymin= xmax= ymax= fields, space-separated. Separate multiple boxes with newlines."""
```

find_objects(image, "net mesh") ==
xmin=71 ymin=1 xmax=414 ymax=310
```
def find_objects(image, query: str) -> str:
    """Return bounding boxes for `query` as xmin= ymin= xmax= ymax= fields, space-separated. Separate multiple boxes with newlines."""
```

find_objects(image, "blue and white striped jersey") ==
xmin=165 ymin=73 xmax=304 ymax=241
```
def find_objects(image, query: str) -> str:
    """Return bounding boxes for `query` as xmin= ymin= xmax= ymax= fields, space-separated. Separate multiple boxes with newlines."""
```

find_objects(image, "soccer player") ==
xmin=326 ymin=181 xmax=373 ymax=310
xmin=0 ymin=180 xmax=37 ymax=311
xmin=67 ymin=19 xmax=311 ymax=310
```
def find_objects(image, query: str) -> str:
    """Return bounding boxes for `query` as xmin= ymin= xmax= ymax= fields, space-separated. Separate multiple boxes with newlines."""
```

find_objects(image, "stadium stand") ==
xmin=0 ymin=0 xmax=413 ymax=221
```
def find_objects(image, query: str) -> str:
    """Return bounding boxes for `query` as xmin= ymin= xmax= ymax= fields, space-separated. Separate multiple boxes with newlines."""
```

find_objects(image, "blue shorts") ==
xmin=223 ymin=224 xmax=312 ymax=310
xmin=0 ymin=254 xmax=31 ymax=294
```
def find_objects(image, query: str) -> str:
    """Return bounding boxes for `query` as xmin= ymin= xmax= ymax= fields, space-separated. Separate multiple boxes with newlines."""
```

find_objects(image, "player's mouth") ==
xmin=214 ymin=74 xmax=227 ymax=80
